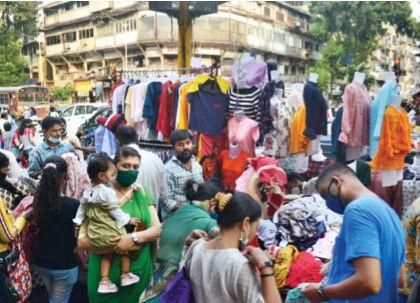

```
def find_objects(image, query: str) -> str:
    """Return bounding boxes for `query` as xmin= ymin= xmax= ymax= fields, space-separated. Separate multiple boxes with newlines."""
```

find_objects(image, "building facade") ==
xmin=34 ymin=1 xmax=321 ymax=97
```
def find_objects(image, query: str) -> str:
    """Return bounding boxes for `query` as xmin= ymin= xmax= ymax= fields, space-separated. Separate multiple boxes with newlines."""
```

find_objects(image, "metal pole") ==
xmin=125 ymin=42 xmax=128 ymax=70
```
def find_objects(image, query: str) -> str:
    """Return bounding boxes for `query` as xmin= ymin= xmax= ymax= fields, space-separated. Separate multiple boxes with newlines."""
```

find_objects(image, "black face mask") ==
xmin=176 ymin=151 xmax=193 ymax=163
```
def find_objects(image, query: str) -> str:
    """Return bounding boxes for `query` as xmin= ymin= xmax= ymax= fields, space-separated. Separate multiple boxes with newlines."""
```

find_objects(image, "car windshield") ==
xmin=62 ymin=107 xmax=73 ymax=117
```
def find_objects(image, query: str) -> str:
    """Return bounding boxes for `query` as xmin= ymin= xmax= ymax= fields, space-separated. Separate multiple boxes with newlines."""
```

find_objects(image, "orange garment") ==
xmin=371 ymin=105 xmax=411 ymax=171
xmin=217 ymin=150 xmax=251 ymax=191
xmin=176 ymin=81 xmax=193 ymax=130
xmin=289 ymin=106 xmax=309 ymax=154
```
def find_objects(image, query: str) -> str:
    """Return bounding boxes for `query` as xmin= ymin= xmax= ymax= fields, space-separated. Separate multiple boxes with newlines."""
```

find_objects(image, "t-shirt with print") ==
xmin=217 ymin=150 xmax=251 ymax=190
xmin=327 ymin=195 xmax=405 ymax=303
xmin=187 ymin=80 xmax=229 ymax=136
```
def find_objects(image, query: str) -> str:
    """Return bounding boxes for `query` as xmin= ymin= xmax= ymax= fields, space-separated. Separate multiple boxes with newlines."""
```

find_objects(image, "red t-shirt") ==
xmin=217 ymin=150 xmax=251 ymax=190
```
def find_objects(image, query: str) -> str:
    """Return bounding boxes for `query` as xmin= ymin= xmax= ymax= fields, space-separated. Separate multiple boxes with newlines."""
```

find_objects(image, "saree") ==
xmin=87 ymin=188 xmax=154 ymax=303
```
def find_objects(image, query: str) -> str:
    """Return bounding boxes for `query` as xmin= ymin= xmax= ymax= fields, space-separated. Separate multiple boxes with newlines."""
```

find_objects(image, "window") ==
xmin=62 ymin=107 xmax=74 ymax=117
xmin=62 ymin=31 xmax=76 ymax=42
xmin=116 ymin=18 xmax=137 ymax=33
xmin=86 ymin=106 xmax=96 ymax=114
xmin=276 ymin=12 xmax=284 ymax=22
xmin=74 ymin=106 xmax=86 ymax=115
xmin=46 ymin=35 xmax=61 ymax=45
xmin=79 ymin=28 xmax=94 ymax=40
xmin=287 ymin=35 xmax=294 ymax=47
xmin=75 ymin=1 xmax=89 ymax=8
xmin=97 ymin=23 xmax=114 ymax=37
xmin=264 ymin=7 xmax=270 ymax=17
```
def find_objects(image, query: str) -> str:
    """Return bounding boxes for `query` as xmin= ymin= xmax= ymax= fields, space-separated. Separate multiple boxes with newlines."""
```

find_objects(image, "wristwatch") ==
xmin=256 ymin=261 xmax=274 ymax=270
xmin=131 ymin=233 xmax=139 ymax=245
xmin=317 ymin=285 xmax=328 ymax=302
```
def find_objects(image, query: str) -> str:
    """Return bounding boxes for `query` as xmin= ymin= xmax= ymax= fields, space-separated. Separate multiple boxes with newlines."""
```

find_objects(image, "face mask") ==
xmin=325 ymin=181 xmax=344 ymax=214
xmin=48 ymin=136 xmax=61 ymax=144
xmin=116 ymin=169 xmax=139 ymax=187
xmin=176 ymin=151 xmax=193 ymax=163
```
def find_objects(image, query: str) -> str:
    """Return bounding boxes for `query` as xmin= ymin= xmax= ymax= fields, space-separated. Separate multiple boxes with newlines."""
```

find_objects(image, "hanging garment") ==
xmin=370 ymin=105 xmax=412 ymax=171
xmin=339 ymin=81 xmax=371 ymax=147
xmin=257 ymin=81 xmax=275 ymax=145
xmin=130 ymin=82 xmax=148 ymax=124
xmin=142 ymin=82 xmax=163 ymax=131
xmin=287 ymin=83 xmax=305 ymax=118
xmin=331 ymin=107 xmax=347 ymax=163
xmin=187 ymin=74 xmax=230 ymax=94
xmin=200 ymin=155 xmax=218 ymax=182
xmin=274 ymin=245 xmax=300 ymax=290
xmin=305 ymin=158 xmax=330 ymax=180
xmin=156 ymin=81 xmax=173 ymax=139
xmin=369 ymin=170 xmax=403 ymax=217
xmin=231 ymin=52 xmax=268 ymax=89
xmin=216 ymin=150 xmax=251 ymax=191
xmin=198 ymin=133 xmax=227 ymax=159
xmin=289 ymin=106 xmax=309 ymax=155
xmin=111 ymin=84 xmax=126 ymax=114
xmin=62 ymin=153 xmax=90 ymax=201
xmin=228 ymin=116 xmax=259 ymax=156
xmin=303 ymin=81 xmax=328 ymax=137
xmin=356 ymin=160 xmax=371 ymax=186
xmin=227 ymin=86 xmax=262 ymax=121
xmin=369 ymin=82 xmax=399 ymax=158
xmin=269 ymin=95 xmax=292 ymax=158
xmin=285 ymin=252 xmax=324 ymax=288
xmin=124 ymin=85 xmax=135 ymax=126
xmin=175 ymin=82 xmax=193 ymax=130
xmin=187 ymin=79 xmax=229 ymax=136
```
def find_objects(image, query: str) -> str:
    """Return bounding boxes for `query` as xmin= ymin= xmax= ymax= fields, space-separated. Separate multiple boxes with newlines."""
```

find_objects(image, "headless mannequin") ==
xmin=306 ymin=72 xmax=322 ymax=156
xmin=309 ymin=72 xmax=318 ymax=83
xmin=228 ymin=142 xmax=240 ymax=159
xmin=345 ymin=72 xmax=368 ymax=161
xmin=384 ymin=71 xmax=396 ymax=83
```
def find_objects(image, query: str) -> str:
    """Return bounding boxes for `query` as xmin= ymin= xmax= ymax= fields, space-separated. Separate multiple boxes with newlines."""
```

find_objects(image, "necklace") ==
xmin=114 ymin=185 xmax=133 ymax=203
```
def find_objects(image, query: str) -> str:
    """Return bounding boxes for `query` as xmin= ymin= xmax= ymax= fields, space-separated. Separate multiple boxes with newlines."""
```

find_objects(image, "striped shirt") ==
xmin=228 ymin=86 xmax=262 ymax=121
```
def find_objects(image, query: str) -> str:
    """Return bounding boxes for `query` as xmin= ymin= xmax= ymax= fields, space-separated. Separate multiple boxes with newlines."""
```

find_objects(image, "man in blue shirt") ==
xmin=29 ymin=116 xmax=75 ymax=178
xmin=303 ymin=163 xmax=405 ymax=303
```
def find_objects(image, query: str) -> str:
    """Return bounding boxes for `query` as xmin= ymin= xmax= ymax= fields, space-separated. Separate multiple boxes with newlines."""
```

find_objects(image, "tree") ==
xmin=310 ymin=2 xmax=420 ymax=66
xmin=52 ymin=83 xmax=75 ymax=101
xmin=0 ymin=2 xmax=38 ymax=36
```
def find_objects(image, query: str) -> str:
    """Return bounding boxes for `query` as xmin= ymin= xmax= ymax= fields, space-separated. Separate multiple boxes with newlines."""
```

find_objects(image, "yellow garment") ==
xmin=176 ymin=82 xmax=193 ymax=130
xmin=187 ymin=74 xmax=231 ymax=94
xmin=0 ymin=198 xmax=26 ymax=253
xmin=124 ymin=86 xmax=134 ymax=126
xmin=371 ymin=106 xmax=412 ymax=171
xmin=289 ymin=106 xmax=309 ymax=155
xmin=274 ymin=245 xmax=300 ymax=290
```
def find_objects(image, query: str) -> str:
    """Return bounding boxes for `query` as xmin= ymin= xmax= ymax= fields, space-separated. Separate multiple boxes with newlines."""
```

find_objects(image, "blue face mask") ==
xmin=325 ymin=193 xmax=344 ymax=214
xmin=325 ymin=180 xmax=344 ymax=214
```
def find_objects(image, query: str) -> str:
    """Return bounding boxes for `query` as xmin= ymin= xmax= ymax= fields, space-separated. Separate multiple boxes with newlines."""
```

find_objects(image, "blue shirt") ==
xmin=29 ymin=141 xmax=75 ymax=174
xmin=142 ymin=82 xmax=162 ymax=130
xmin=187 ymin=80 xmax=229 ymax=136
xmin=94 ymin=125 xmax=106 ymax=153
xmin=327 ymin=195 xmax=405 ymax=303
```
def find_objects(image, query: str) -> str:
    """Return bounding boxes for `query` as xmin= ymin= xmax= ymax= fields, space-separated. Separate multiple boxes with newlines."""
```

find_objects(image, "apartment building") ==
xmin=33 ymin=1 xmax=321 ymax=97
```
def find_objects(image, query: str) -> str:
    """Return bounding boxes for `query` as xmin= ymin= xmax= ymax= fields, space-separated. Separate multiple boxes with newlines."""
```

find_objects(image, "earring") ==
xmin=238 ymin=230 xmax=249 ymax=251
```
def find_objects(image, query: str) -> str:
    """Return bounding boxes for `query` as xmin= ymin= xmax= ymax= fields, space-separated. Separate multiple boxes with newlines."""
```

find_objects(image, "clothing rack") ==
xmin=118 ymin=67 xmax=210 ymax=77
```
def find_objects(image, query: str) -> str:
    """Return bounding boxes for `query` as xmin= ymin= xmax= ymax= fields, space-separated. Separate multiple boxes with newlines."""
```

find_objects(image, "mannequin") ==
xmin=390 ymin=94 xmax=403 ymax=110
xmin=353 ymin=72 xmax=365 ymax=84
xmin=384 ymin=71 xmax=396 ymax=83
xmin=270 ymin=70 xmax=280 ymax=83
xmin=309 ymin=72 xmax=318 ymax=83
xmin=287 ymin=83 xmax=304 ymax=117
xmin=228 ymin=142 xmax=240 ymax=158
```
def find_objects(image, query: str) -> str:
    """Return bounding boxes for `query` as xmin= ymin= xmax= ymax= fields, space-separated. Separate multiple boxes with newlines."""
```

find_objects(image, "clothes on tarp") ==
xmin=274 ymin=245 xmax=300 ymax=290
xmin=306 ymin=229 xmax=339 ymax=260
xmin=339 ymin=81 xmax=371 ymax=148
xmin=285 ymin=252 xmax=324 ymax=289
xmin=371 ymin=105 xmax=412 ymax=171
xmin=257 ymin=219 xmax=277 ymax=247
xmin=303 ymin=81 xmax=328 ymax=137
xmin=285 ymin=284 xmax=312 ymax=303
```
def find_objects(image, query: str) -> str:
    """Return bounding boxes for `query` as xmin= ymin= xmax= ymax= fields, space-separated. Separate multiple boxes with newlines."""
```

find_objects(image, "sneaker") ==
xmin=98 ymin=281 xmax=118 ymax=293
xmin=120 ymin=272 xmax=140 ymax=287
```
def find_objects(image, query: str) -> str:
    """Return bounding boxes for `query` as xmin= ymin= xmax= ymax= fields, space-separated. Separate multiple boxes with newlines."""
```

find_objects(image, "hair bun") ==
xmin=216 ymin=192 xmax=233 ymax=212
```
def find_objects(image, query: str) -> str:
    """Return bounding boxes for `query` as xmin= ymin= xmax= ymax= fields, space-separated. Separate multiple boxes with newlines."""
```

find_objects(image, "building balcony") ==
xmin=90 ymin=1 xmax=113 ymax=13
xmin=44 ymin=7 xmax=91 ymax=28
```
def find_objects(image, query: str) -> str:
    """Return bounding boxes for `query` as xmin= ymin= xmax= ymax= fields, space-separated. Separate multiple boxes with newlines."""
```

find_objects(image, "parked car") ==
xmin=61 ymin=103 xmax=108 ymax=135
xmin=76 ymin=106 xmax=112 ymax=144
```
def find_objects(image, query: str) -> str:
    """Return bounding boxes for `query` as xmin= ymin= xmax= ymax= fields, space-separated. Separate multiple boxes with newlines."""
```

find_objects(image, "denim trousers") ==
xmin=32 ymin=265 xmax=78 ymax=303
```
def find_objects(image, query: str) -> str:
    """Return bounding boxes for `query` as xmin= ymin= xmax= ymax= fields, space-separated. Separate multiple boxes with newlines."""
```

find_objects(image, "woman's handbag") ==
xmin=0 ymin=242 xmax=32 ymax=303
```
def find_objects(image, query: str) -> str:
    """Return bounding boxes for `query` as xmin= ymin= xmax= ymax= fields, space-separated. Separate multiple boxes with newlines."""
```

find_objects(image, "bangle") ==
xmin=256 ymin=261 xmax=274 ymax=270
xmin=317 ymin=285 xmax=328 ymax=302
xmin=260 ymin=272 xmax=275 ymax=278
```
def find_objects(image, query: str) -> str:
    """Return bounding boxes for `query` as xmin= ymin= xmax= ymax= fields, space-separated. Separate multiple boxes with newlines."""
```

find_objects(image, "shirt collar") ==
xmin=41 ymin=141 xmax=62 ymax=150
xmin=170 ymin=155 xmax=197 ymax=168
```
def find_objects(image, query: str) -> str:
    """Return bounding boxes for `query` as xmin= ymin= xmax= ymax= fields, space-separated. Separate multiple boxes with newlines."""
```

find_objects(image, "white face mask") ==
xmin=48 ymin=136 xmax=61 ymax=144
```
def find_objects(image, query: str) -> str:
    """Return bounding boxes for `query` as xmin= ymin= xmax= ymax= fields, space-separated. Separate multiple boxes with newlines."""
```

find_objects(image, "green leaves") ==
xmin=52 ymin=83 xmax=75 ymax=101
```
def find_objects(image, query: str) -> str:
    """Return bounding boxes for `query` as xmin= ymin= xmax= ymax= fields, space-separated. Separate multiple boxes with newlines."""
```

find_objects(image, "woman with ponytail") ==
xmin=32 ymin=155 xmax=80 ymax=303
xmin=143 ymin=180 xmax=219 ymax=301
xmin=184 ymin=191 xmax=282 ymax=303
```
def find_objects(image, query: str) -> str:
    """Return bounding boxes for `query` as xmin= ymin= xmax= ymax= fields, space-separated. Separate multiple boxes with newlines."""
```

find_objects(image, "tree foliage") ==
xmin=310 ymin=1 xmax=420 ymax=65
xmin=0 ymin=2 xmax=38 ymax=86
xmin=52 ymin=83 xmax=75 ymax=101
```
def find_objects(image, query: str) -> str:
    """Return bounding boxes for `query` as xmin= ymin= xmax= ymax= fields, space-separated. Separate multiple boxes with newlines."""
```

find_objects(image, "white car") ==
xmin=61 ymin=103 xmax=108 ymax=135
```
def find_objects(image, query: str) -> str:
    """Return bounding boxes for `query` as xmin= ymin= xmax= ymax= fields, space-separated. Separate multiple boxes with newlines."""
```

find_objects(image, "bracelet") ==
xmin=317 ymin=285 xmax=329 ymax=302
xmin=256 ymin=261 xmax=274 ymax=270
xmin=260 ymin=272 xmax=275 ymax=278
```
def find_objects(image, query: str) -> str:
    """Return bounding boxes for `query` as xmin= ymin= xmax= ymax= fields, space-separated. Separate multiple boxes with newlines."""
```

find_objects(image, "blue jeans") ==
xmin=32 ymin=265 xmax=78 ymax=303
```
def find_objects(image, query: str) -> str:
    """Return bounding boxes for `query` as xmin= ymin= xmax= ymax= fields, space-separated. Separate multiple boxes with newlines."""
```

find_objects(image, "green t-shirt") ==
xmin=157 ymin=204 xmax=217 ymax=275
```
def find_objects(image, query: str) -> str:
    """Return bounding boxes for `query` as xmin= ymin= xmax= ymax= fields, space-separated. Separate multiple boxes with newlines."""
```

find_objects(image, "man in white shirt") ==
xmin=0 ymin=111 xmax=8 ymax=134
xmin=115 ymin=125 xmax=167 ymax=216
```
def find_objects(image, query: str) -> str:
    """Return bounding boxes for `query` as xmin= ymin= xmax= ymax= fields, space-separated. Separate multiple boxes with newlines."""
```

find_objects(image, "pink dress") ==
xmin=339 ymin=81 xmax=371 ymax=147
xmin=228 ymin=116 xmax=259 ymax=155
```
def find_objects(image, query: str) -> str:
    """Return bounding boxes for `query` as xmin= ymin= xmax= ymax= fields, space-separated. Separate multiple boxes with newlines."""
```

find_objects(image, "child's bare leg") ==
xmin=120 ymin=255 xmax=131 ymax=274
xmin=100 ymin=253 xmax=113 ymax=282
